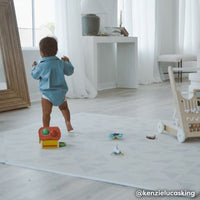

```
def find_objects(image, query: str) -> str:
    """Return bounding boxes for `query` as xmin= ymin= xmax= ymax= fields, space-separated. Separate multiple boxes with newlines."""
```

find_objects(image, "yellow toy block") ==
xmin=42 ymin=140 xmax=59 ymax=149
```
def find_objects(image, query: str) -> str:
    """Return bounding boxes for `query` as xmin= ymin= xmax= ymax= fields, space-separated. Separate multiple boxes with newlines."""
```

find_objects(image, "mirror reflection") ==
xmin=0 ymin=47 xmax=7 ymax=90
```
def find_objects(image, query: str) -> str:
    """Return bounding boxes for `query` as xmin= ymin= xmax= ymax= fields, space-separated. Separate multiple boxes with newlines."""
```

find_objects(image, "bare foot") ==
xmin=66 ymin=121 xmax=73 ymax=132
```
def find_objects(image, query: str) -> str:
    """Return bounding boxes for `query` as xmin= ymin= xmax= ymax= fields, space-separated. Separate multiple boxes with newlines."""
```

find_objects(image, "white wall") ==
xmin=81 ymin=0 xmax=117 ymax=32
xmin=22 ymin=0 xmax=180 ymax=100
xmin=22 ymin=49 xmax=40 ymax=102
xmin=156 ymin=0 xmax=180 ymax=80
xmin=100 ymin=0 xmax=117 ymax=27
xmin=23 ymin=0 xmax=118 ymax=102
xmin=156 ymin=0 xmax=179 ymax=55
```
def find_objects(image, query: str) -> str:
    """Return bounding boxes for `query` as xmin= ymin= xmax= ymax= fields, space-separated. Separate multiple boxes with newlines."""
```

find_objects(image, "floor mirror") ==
xmin=0 ymin=0 xmax=30 ymax=112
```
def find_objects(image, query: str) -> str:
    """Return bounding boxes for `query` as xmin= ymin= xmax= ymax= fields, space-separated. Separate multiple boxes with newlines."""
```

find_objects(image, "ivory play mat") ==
xmin=1 ymin=113 xmax=200 ymax=192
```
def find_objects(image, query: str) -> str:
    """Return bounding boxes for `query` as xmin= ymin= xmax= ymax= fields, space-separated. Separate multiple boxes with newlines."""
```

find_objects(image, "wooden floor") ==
xmin=0 ymin=81 xmax=198 ymax=200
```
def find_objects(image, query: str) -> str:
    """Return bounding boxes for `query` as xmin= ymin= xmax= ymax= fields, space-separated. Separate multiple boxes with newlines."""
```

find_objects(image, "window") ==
xmin=14 ymin=0 xmax=55 ymax=47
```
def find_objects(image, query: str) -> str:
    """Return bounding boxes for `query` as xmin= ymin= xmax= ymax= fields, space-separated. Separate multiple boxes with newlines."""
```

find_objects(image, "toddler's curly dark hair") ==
xmin=39 ymin=37 xmax=58 ymax=56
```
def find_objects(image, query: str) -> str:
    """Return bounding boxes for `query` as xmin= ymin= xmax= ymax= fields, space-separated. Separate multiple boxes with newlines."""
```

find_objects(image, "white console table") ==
xmin=82 ymin=36 xmax=138 ymax=90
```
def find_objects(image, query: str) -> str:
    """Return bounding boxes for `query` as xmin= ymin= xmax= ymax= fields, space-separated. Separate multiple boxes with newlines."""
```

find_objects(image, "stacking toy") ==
xmin=38 ymin=127 xmax=61 ymax=149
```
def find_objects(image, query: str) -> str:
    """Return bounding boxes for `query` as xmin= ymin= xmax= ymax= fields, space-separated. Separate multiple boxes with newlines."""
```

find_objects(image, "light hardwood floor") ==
xmin=0 ymin=81 xmax=199 ymax=200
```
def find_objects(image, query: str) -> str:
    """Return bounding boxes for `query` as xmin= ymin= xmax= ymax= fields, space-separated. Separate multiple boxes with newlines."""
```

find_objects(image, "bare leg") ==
xmin=42 ymin=98 xmax=53 ymax=127
xmin=59 ymin=100 xmax=73 ymax=131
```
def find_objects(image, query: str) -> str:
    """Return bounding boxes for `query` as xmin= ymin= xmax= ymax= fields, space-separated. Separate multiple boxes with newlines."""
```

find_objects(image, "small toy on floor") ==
xmin=111 ymin=145 xmax=124 ymax=155
xmin=59 ymin=142 xmax=67 ymax=147
xmin=38 ymin=127 xmax=61 ymax=149
xmin=109 ymin=133 xmax=123 ymax=140
xmin=146 ymin=135 xmax=156 ymax=140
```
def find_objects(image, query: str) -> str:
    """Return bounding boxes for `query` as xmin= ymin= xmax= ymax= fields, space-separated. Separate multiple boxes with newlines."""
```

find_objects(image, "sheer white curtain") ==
xmin=123 ymin=0 xmax=160 ymax=84
xmin=55 ymin=0 xmax=97 ymax=98
xmin=179 ymin=0 xmax=200 ymax=54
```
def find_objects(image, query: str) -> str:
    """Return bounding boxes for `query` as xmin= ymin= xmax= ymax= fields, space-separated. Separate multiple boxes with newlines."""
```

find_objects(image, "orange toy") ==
xmin=38 ymin=127 xmax=61 ymax=149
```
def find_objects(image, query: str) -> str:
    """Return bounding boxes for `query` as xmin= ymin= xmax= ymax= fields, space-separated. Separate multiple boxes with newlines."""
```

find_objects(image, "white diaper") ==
xmin=42 ymin=94 xmax=51 ymax=101
xmin=42 ymin=94 xmax=67 ymax=103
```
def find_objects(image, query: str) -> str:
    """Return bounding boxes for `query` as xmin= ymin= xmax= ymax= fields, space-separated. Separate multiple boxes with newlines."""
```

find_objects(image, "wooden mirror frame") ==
xmin=0 ymin=0 xmax=30 ymax=112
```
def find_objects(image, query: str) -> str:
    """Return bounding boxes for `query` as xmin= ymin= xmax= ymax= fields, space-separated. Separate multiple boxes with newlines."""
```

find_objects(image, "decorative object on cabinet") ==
xmin=82 ymin=14 xmax=100 ymax=36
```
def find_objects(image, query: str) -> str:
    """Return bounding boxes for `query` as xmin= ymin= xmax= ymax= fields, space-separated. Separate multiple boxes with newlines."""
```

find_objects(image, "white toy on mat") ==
xmin=111 ymin=145 xmax=124 ymax=155
xmin=157 ymin=66 xmax=200 ymax=142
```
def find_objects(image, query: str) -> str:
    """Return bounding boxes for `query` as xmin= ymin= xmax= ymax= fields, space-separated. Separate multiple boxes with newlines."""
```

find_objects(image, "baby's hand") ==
xmin=61 ymin=56 xmax=70 ymax=62
xmin=32 ymin=61 xmax=37 ymax=67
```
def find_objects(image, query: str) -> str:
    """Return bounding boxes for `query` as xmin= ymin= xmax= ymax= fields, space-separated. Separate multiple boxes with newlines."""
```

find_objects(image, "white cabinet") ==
xmin=82 ymin=36 xmax=138 ymax=91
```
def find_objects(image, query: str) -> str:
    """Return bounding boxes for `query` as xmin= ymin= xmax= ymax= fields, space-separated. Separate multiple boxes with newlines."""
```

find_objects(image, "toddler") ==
xmin=31 ymin=37 xmax=74 ymax=132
